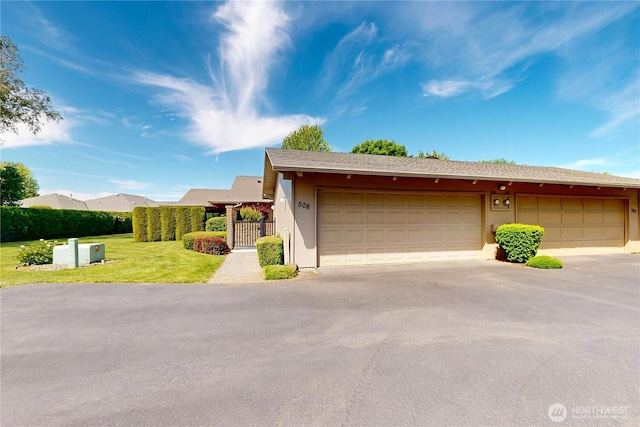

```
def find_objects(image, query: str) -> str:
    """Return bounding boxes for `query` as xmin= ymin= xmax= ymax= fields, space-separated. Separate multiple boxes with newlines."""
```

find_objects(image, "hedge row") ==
xmin=0 ymin=206 xmax=132 ymax=242
xmin=133 ymin=206 xmax=205 ymax=242
xmin=182 ymin=231 xmax=227 ymax=250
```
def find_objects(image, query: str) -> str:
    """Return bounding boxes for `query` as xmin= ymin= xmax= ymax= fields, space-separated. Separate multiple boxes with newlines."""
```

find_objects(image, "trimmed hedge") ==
xmin=193 ymin=237 xmax=230 ymax=255
xmin=264 ymin=264 xmax=297 ymax=280
xmin=495 ymin=223 xmax=544 ymax=263
xmin=174 ymin=207 xmax=191 ymax=240
xmin=1 ymin=206 xmax=133 ymax=242
xmin=526 ymin=255 xmax=563 ymax=269
xmin=183 ymin=231 xmax=227 ymax=250
xmin=206 ymin=216 xmax=226 ymax=232
xmin=133 ymin=207 xmax=148 ymax=242
xmin=190 ymin=207 xmax=205 ymax=232
xmin=147 ymin=208 xmax=162 ymax=242
xmin=256 ymin=236 xmax=284 ymax=267
xmin=133 ymin=206 xmax=205 ymax=242
xmin=160 ymin=207 xmax=176 ymax=241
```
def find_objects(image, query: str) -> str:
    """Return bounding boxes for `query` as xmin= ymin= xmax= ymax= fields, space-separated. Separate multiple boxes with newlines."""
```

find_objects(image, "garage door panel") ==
xmin=517 ymin=196 xmax=625 ymax=251
xmin=318 ymin=190 xmax=482 ymax=266
xmin=320 ymin=192 xmax=341 ymax=205
xmin=518 ymin=211 xmax=539 ymax=224
xmin=367 ymin=211 xmax=384 ymax=224
xmin=388 ymin=212 xmax=404 ymax=224
xmin=345 ymin=230 xmax=362 ymax=244
xmin=563 ymin=212 xmax=584 ymax=224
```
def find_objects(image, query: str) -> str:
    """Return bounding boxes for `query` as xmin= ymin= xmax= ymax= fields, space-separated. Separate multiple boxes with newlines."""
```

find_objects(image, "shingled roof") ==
xmin=85 ymin=194 xmax=159 ymax=212
xmin=20 ymin=194 xmax=89 ymax=210
xmin=263 ymin=148 xmax=640 ymax=196
xmin=168 ymin=176 xmax=271 ymax=207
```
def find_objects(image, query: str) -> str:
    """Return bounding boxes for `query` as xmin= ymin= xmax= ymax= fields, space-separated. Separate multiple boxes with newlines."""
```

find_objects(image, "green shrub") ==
xmin=240 ymin=207 xmax=261 ymax=222
xmin=17 ymin=239 xmax=55 ymax=266
xmin=264 ymin=264 xmax=297 ymax=280
xmin=133 ymin=207 xmax=149 ymax=242
xmin=526 ymin=255 xmax=563 ymax=269
xmin=193 ymin=237 xmax=230 ymax=255
xmin=495 ymin=223 xmax=544 ymax=263
xmin=1 ymin=207 xmax=133 ymax=242
xmin=174 ymin=207 xmax=191 ymax=240
xmin=147 ymin=208 xmax=162 ymax=242
xmin=183 ymin=231 xmax=227 ymax=250
xmin=206 ymin=216 xmax=227 ymax=232
xmin=160 ymin=207 xmax=176 ymax=241
xmin=256 ymin=236 xmax=284 ymax=267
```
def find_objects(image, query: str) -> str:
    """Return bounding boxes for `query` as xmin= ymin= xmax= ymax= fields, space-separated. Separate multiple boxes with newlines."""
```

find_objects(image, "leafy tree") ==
xmin=416 ymin=150 xmax=450 ymax=160
xmin=480 ymin=158 xmax=516 ymax=165
xmin=240 ymin=206 xmax=262 ymax=222
xmin=281 ymin=125 xmax=331 ymax=152
xmin=1 ymin=161 xmax=39 ymax=198
xmin=0 ymin=163 xmax=25 ymax=205
xmin=1 ymin=36 xmax=62 ymax=135
xmin=351 ymin=139 xmax=408 ymax=157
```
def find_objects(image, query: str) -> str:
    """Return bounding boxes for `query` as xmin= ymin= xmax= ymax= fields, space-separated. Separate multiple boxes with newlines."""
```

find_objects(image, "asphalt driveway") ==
xmin=2 ymin=254 xmax=638 ymax=426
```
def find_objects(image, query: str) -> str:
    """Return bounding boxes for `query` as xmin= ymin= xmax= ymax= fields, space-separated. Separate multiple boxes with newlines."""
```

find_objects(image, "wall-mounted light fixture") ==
xmin=499 ymin=184 xmax=507 ymax=191
xmin=504 ymin=198 xmax=510 ymax=206
xmin=279 ymin=196 xmax=286 ymax=202
xmin=494 ymin=199 xmax=501 ymax=206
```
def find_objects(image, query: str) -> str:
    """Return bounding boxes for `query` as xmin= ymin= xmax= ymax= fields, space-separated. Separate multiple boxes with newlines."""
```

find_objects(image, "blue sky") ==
xmin=2 ymin=1 xmax=639 ymax=201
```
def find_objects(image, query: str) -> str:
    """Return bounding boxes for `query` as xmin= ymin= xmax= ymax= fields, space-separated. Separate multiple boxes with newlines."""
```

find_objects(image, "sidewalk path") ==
xmin=208 ymin=249 xmax=264 ymax=284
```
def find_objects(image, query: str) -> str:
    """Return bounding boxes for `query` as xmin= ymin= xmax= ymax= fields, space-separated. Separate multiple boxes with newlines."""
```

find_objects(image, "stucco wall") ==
xmin=282 ymin=172 xmax=639 ymax=268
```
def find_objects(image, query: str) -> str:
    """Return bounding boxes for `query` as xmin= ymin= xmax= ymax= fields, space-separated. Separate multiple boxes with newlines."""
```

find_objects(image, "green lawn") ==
xmin=0 ymin=234 xmax=225 ymax=288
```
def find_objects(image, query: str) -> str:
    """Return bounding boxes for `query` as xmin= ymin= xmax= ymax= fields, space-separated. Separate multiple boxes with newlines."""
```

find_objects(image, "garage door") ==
xmin=317 ymin=190 xmax=482 ymax=266
xmin=516 ymin=196 xmax=625 ymax=250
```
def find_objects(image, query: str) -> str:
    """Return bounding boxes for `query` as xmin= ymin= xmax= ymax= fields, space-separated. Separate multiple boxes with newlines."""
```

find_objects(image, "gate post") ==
xmin=225 ymin=205 xmax=235 ymax=248
xmin=259 ymin=218 xmax=265 ymax=237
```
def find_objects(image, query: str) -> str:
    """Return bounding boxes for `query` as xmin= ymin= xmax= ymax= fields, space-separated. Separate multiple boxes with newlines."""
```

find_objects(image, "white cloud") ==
xmin=133 ymin=1 xmax=323 ymax=154
xmin=109 ymin=179 xmax=152 ymax=191
xmin=0 ymin=108 xmax=76 ymax=148
xmin=409 ymin=2 xmax=638 ymax=104
xmin=320 ymin=23 xmax=416 ymax=100
xmin=562 ymin=158 xmax=611 ymax=169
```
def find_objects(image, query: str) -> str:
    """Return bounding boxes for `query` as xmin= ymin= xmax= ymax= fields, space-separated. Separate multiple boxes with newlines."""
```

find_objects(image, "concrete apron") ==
xmin=208 ymin=248 xmax=264 ymax=284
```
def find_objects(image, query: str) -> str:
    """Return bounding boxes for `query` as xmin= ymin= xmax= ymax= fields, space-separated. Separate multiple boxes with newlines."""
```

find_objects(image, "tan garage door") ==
xmin=516 ymin=196 xmax=625 ymax=250
xmin=317 ymin=190 xmax=482 ymax=266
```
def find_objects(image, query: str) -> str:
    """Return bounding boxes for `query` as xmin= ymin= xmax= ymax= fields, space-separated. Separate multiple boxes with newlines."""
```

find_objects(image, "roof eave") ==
xmin=269 ymin=165 xmax=640 ymax=190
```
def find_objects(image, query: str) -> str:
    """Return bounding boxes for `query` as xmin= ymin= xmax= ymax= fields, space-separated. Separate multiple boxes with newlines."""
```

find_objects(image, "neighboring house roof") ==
xmin=84 ymin=194 xmax=159 ymax=212
xmin=263 ymin=148 xmax=640 ymax=196
xmin=20 ymin=194 xmax=89 ymax=210
xmin=167 ymin=176 xmax=271 ymax=207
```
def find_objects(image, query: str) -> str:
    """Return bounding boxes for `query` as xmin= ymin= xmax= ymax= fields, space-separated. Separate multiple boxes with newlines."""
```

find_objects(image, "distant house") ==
xmin=85 ymin=194 xmax=159 ymax=212
xmin=166 ymin=175 xmax=273 ymax=217
xmin=20 ymin=193 xmax=158 ymax=212
xmin=20 ymin=194 xmax=88 ymax=210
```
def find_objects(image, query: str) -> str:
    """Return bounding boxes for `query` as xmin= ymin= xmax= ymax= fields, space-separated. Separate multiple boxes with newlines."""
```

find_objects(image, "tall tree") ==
xmin=281 ymin=125 xmax=331 ymax=152
xmin=0 ymin=163 xmax=25 ymax=206
xmin=416 ymin=150 xmax=450 ymax=160
xmin=1 ymin=36 xmax=62 ymax=135
xmin=1 ymin=161 xmax=39 ymax=198
xmin=351 ymin=139 xmax=408 ymax=157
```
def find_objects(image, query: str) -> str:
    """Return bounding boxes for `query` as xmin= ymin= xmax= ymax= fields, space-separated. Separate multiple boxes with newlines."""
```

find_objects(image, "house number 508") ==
xmin=298 ymin=202 xmax=310 ymax=209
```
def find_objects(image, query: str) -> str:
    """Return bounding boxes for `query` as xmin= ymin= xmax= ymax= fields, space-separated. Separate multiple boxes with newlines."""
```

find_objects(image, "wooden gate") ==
xmin=232 ymin=219 xmax=275 ymax=248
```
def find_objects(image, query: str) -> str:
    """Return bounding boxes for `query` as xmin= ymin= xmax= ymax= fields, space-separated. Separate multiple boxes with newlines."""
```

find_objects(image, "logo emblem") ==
xmin=548 ymin=403 xmax=567 ymax=422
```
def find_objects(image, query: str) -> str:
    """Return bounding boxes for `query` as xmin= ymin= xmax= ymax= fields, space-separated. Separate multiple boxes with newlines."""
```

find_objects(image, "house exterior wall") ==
xmin=275 ymin=172 xmax=639 ymax=268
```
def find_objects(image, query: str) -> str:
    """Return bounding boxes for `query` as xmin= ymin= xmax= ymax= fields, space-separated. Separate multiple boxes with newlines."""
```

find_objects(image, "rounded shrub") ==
xmin=264 ymin=264 xmax=297 ymax=280
xmin=495 ymin=223 xmax=544 ymax=263
xmin=526 ymin=255 xmax=563 ymax=269
xmin=17 ymin=239 xmax=55 ymax=266
xmin=183 ymin=231 xmax=227 ymax=250
xmin=256 ymin=236 xmax=284 ymax=267
xmin=206 ymin=217 xmax=227 ymax=232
